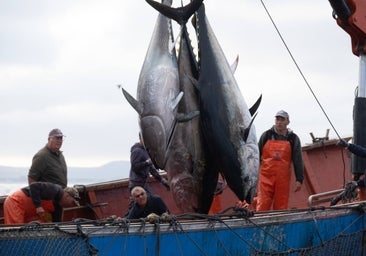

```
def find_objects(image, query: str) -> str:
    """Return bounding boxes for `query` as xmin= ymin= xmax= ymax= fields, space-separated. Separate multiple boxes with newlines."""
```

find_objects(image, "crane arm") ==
xmin=329 ymin=0 xmax=366 ymax=56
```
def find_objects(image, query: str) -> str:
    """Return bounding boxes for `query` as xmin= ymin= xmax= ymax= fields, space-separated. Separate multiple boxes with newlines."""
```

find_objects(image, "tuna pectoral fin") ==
xmin=242 ymin=113 xmax=258 ymax=143
xmin=249 ymin=94 xmax=262 ymax=116
xmin=122 ymin=88 xmax=143 ymax=115
xmin=230 ymin=55 xmax=239 ymax=73
xmin=176 ymin=110 xmax=200 ymax=122
xmin=171 ymin=91 xmax=184 ymax=110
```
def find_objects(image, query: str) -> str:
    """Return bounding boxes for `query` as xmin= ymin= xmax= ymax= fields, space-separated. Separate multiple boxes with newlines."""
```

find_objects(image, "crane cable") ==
xmin=259 ymin=0 xmax=342 ymax=140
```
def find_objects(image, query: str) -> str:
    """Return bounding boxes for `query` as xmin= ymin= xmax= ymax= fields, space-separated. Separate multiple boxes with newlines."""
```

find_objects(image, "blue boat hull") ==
xmin=1 ymin=203 xmax=365 ymax=255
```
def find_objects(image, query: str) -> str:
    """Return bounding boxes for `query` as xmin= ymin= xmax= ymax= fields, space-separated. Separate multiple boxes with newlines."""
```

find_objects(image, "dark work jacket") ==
xmin=128 ymin=142 xmax=163 ymax=189
xmin=126 ymin=194 xmax=168 ymax=219
xmin=348 ymin=143 xmax=366 ymax=157
xmin=22 ymin=182 xmax=64 ymax=208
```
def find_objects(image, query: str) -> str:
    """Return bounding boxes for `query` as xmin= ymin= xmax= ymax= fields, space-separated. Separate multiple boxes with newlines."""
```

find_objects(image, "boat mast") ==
xmin=329 ymin=0 xmax=366 ymax=176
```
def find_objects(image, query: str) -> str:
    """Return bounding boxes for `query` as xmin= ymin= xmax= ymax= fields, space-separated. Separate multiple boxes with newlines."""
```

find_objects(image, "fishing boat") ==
xmin=1 ymin=0 xmax=366 ymax=255
xmin=0 ymin=136 xmax=364 ymax=255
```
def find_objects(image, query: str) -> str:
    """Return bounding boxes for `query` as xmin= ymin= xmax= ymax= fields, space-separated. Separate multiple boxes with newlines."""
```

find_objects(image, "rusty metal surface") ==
xmin=0 ymin=139 xmax=357 ymax=223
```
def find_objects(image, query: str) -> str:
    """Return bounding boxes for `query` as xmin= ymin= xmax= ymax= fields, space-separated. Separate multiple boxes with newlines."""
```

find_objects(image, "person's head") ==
xmin=274 ymin=110 xmax=290 ymax=132
xmin=131 ymin=186 xmax=148 ymax=207
xmin=59 ymin=187 xmax=80 ymax=207
xmin=47 ymin=128 xmax=65 ymax=152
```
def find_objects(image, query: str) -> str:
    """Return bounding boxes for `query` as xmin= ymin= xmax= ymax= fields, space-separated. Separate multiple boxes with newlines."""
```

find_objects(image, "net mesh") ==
xmin=0 ymin=223 xmax=97 ymax=256
xmin=0 ymin=221 xmax=364 ymax=255
xmin=253 ymin=230 xmax=364 ymax=256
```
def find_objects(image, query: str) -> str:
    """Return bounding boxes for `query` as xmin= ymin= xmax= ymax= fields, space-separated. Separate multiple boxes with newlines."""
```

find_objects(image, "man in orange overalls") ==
xmin=256 ymin=110 xmax=304 ymax=211
xmin=4 ymin=182 xmax=79 ymax=224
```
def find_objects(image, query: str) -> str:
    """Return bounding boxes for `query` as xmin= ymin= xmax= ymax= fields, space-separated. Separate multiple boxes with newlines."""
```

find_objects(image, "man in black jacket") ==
xmin=4 ymin=182 xmax=79 ymax=224
xmin=126 ymin=186 xmax=169 ymax=219
xmin=128 ymin=133 xmax=170 ymax=194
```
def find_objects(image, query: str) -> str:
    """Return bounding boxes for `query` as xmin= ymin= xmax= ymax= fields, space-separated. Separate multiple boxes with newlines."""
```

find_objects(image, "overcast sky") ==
xmin=0 ymin=0 xmax=358 ymax=168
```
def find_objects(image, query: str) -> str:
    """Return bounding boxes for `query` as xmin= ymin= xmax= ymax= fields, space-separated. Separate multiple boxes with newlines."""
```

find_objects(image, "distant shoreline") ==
xmin=0 ymin=161 xmax=130 ymax=196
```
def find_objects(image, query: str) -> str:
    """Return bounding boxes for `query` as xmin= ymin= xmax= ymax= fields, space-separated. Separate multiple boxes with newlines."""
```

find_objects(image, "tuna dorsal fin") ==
xmin=249 ymin=94 xmax=262 ymax=116
xmin=242 ymin=113 xmax=258 ymax=142
xmin=122 ymin=88 xmax=143 ymax=114
xmin=230 ymin=55 xmax=239 ymax=73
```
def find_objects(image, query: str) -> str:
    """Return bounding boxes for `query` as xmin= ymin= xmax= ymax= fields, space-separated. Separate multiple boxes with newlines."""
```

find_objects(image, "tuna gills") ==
xmin=122 ymin=0 xmax=182 ymax=169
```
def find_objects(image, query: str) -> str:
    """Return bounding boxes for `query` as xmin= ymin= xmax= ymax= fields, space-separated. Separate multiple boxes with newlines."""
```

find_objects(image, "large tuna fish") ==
xmin=166 ymin=24 xmax=205 ymax=213
xmin=122 ymin=0 xmax=182 ymax=169
xmin=146 ymin=0 xmax=205 ymax=212
xmin=147 ymin=0 xmax=260 ymax=204
xmin=194 ymin=4 xmax=259 ymax=203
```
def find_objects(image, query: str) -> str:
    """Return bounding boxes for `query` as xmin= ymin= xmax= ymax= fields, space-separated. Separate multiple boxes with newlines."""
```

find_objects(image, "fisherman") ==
xmin=126 ymin=186 xmax=169 ymax=219
xmin=337 ymin=139 xmax=366 ymax=195
xmin=3 ymin=182 xmax=79 ymax=224
xmin=28 ymin=128 xmax=68 ymax=221
xmin=128 ymin=133 xmax=170 ymax=194
xmin=256 ymin=110 xmax=304 ymax=211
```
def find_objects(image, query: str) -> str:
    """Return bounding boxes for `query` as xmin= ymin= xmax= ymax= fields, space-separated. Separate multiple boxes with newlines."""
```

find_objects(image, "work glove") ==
xmin=161 ymin=178 xmax=170 ymax=191
xmin=147 ymin=213 xmax=159 ymax=223
xmin=337 ymin=139 xmax=349 ymax=148
xmin=160 ymin=212 xmax=170 ymax=222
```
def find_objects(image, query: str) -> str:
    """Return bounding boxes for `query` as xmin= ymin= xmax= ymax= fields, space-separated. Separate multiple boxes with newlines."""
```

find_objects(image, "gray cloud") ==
xmin=0 ymin=0 xmax=357 ymax=168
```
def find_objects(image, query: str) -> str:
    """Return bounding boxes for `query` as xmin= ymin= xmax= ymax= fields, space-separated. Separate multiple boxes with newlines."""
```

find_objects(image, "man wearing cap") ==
xmin=256 ymin=110 xmax=304 ymax=211
xmin=27 ymin=128 xmax=68 ymax=221
xmin=3 ymin=182 xmax=79 ymax=224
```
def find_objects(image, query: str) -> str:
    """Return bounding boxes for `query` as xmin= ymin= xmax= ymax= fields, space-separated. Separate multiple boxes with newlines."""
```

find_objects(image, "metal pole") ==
xmin=352 ymin=54 xmax=366 ymax=175
xmin=358 ymin=54 xmax=366 ymax=97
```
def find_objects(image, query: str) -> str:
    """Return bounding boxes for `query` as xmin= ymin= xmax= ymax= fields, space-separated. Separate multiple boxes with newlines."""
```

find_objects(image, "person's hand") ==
xmin=294 ymin=181 xmax=302 ymax=192
xmin=147 ymin=213 xmax=159 ymax=223
xmin=337 ymin=139 xmax=349 ymax=148
xmin=36 ymin=207 xmax=45 ymax=218
xmin=161 ymin=178 xmax=170 ymax=191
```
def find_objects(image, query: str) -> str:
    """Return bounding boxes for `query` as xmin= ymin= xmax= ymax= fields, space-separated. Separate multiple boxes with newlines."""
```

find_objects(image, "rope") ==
xmin=207 ymin=218 xmax=232 ymax=255
xmin=310 ymin=211 xmax=324 ymax=246
xmin=259 ymin=0 xmax=342 ymax=140
xmin=168 ymin=216 xmax=209 ymax=256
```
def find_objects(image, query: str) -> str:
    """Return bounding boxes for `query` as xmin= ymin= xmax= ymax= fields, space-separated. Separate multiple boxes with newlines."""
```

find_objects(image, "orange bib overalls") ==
xmin=256 ymin=139 xmax=292 ymax=211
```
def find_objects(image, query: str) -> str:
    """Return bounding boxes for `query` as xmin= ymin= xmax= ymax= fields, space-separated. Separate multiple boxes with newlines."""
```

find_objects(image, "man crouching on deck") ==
xmin=4 ymin=182 xmax=79 ymax=224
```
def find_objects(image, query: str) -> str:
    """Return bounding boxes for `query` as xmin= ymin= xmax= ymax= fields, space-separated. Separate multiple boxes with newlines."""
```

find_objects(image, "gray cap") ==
xmin=275 ymin=110 xmax=289 ymax=119
xmin=48 ymin=128 xmax=64 ymax=137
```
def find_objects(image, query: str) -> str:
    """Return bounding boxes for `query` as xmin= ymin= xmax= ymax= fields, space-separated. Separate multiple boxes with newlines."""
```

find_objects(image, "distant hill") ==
xmin=0 ymin=160 xmax=130 ymax=185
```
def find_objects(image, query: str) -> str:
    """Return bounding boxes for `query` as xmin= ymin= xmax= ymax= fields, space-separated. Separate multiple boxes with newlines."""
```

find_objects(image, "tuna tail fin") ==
xmin=146 ymin=0 xmax=203 ymax=25
xmin=242 ymin=113 xmax=258 ymax=143
xmin=121 ymin=88 xmax=143 ymax=115
xmin=249 ymin=94 xmax=262 ymax=116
